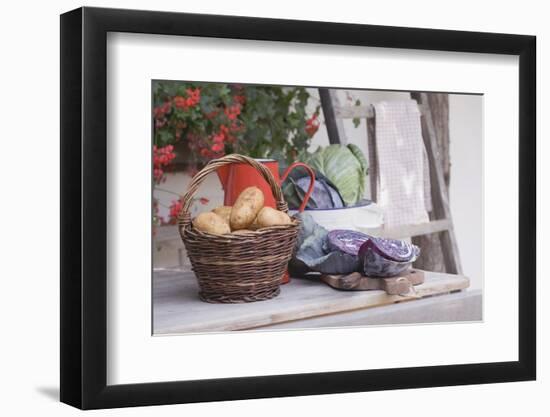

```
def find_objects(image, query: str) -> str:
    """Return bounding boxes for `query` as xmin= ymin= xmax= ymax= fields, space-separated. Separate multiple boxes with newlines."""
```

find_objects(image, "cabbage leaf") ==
xmin=304 ymin=144 xmax=368 ymax=206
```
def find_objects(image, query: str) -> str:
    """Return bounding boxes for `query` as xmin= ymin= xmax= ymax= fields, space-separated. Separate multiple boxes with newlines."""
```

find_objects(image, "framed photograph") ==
xmin=60 ymin=6 xmax=536 ymax=409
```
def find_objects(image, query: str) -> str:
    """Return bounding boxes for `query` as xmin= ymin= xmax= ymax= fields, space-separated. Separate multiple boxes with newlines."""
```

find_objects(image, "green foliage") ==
xmin=239 ymin=86 xmax=317 ymax=161
xmin=152 ymin=81 xmax=320 ymax=169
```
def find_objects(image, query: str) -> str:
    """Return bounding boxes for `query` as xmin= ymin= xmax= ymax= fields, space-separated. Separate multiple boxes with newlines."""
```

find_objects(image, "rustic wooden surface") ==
xmin=264 ymin=289 xmax=482 ymax=329
xmin=153 ymin=269 xmax=470 ymax=334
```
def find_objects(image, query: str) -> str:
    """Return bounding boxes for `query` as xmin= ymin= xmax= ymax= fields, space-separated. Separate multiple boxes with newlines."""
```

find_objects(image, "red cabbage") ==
xmin=327 ymin=229 xmax=371 ymax=256
xmin=292 ymin=216 xmax=420 ymax=277
xmin=359 ymin=239 xmax=419 ymax=277
xmin=366 ymin=236 xmax=420 ymax=262
xmin=290 ymin=213 xmax=360 ymax=275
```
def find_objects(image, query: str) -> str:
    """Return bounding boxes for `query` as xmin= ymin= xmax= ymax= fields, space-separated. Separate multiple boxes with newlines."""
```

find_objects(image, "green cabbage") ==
xmin=304 ymin=144 xmax=368 ymax=206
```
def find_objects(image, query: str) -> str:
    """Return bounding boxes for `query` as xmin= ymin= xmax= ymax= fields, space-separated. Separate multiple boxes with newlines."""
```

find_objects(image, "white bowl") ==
xmin=290 ymin=200 xmax=384 ymax=231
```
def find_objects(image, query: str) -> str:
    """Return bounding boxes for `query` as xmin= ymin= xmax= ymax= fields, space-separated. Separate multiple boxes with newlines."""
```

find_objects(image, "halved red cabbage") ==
xmin=366 ymin=236 xmax=420 ymax=262
xmin=292 ymin=217 xmax=421 ymax=277
xmin=290 ymin=213 xmax=360 ymax=275
xmin=358 ymin=240 xmax=413 ymax=277
xmin=327 ymin=229 xmax=371 ymax=256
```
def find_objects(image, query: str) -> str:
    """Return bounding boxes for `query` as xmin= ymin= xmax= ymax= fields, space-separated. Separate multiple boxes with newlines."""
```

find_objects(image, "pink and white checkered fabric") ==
xmin=372 ymin=100 xmax=431 ymax=227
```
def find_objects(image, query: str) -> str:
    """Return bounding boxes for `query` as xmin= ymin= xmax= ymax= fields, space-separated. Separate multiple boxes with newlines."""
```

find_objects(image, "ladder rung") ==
xmin=363 ymin=219 xmax=453 ymax=239
xmin=334 ymin=104 xmax=429 ymax=120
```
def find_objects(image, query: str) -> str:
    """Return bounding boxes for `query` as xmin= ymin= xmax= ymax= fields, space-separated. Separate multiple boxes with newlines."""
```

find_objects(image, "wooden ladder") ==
xmin=319 ymin=89 xmax=462 ymax=275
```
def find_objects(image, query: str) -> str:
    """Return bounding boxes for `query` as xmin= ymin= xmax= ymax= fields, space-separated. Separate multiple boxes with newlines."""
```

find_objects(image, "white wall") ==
xmin=449 ymin=95 xmax=484 ymax=289
xmin=2 ymin=1 xmax=545 ymax=417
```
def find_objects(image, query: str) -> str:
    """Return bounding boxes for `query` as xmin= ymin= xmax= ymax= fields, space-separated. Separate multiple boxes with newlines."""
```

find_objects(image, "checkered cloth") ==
xmin=369 ymin=100 xmax=432 ymax=227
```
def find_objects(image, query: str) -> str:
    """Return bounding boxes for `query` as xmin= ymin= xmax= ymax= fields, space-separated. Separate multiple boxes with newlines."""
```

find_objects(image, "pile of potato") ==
xmin=192 ymin=186 xmax=292 ymax=235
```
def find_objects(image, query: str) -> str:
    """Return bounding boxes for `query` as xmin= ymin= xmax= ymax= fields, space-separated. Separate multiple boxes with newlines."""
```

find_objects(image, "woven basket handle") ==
xmin=177 ymin=154 xmax=288 ymax=229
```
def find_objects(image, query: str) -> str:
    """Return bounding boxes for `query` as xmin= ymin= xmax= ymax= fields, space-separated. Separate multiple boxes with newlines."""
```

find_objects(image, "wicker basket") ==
xmin=177 ymin=154 xmax=300 ymax=303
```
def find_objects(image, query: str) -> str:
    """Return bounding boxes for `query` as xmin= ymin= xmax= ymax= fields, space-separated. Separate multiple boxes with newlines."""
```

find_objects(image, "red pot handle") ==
xmin=280 ymin=162 xmax=316 ymax=212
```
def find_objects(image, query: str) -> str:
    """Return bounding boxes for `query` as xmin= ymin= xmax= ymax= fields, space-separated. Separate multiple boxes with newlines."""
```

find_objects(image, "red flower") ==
xmin=153 ymin=145 xmax=177 ymax=183
xmin=153 ymin=101 xmax=171 ymax=118
xmin=224 ymin=103 xmax=241 ymax=120
xmin=168 ymin=199 xmax=184 ymax=224
xmin=212 ymin=133 xmax=224 ymax=143
xmin=185 ymin=88 xmax=201 ymax=107
xmin=173 ymin=96 xmax=187 ymax=110
xmin=234 ymin=94 xmax=246 ymax=105
xmin=229 ymin=121 xmax=243 ymax=133
xmin=205 ymin=110 xmax=219 ymax=120
xmin=305 ymin=113 xmax=320 ymax=137
xmin=153 ymin=168 xmax=164 ymax=183
xmin=211 ymin=143 xmax=224 ymax=152
xmin=173 ymin=88 xmax=201 ymax=111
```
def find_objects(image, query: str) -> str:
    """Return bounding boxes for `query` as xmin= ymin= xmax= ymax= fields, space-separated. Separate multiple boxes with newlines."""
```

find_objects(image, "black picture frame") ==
xmin=60 ymin=6 xmax=536 ymax=410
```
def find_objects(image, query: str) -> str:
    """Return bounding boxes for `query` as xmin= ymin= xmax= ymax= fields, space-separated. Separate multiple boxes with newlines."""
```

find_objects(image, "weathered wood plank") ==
xmin=411 ymin=92 xmax=449 ymax=274
xmin=366 ymin=115 xmax=378 ymax=200
xmin=362 ymin=219 xmax=453 ymax=239
xmin=335 ymin=103 xmax=429 ymax=119
xmin=319 ymin=88 xmax=346 ymax=144
xmin=153 ymin=269 xmax=469 ymax=334
xmin=263 ymin=289 xmax=482 ymax=329
xmin=413 ymin=92 xmax=463 ymax=275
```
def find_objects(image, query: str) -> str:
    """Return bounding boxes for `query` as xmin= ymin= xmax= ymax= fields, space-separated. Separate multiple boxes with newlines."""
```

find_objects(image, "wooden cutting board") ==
xmin=321 ymin=269 xmax=424 ymax=295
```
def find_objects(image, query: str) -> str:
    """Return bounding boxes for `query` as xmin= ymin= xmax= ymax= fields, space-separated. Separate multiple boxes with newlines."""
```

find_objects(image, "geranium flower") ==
xmin=305 ymin=113 xmax=320 ymax=137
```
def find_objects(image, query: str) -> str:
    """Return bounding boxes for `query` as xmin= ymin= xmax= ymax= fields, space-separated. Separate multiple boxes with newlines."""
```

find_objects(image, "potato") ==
xmin=192 ymin=212 xmax=231 ymax=235
xmin=230 ymin=186 xmax=264 ymax=230
xmin=212 ymin=205 xmax=232 ymax=224
xmin=248 ymin=216 xmax=261 ymax=230
xmin=255 ymin=207 xmax=292 ymax=228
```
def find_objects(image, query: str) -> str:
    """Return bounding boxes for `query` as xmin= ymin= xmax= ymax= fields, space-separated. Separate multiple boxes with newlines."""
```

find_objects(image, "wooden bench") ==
xmin=153 ymin=269 xmax=479 ymax=334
